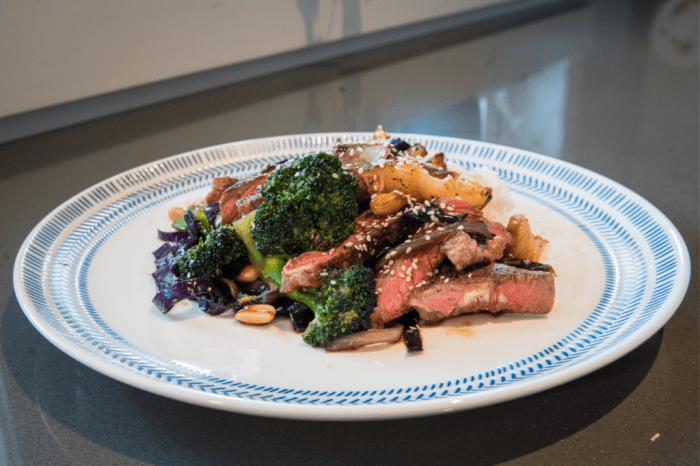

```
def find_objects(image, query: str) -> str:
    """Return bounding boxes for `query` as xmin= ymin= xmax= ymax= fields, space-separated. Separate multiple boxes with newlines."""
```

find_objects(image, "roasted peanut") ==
xmin=168 ymin=207 xmax=186 ymax=222
xmin=408 ymin=144 xmax=428 ymax=157
xmin=370 ymin=192 xmax=408 ymax=216
xmin=235 ymin=304 xmax=276 ymax=325
xmin=235 ymin=264 xmax=259 ymax=283
xmin=430 ymin=152 xmax=447 ymax=169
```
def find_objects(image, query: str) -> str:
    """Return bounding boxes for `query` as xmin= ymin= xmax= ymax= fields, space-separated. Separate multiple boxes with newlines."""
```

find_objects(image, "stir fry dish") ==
xmin=152 ymin=127 xmax=555 ymax=352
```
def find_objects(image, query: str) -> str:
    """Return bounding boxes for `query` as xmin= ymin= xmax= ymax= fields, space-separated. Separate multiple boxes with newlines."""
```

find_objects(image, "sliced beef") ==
xmin=431 ymin=196 xmax=513 ymax=263
xmin=205 ymin=177 xmax=239 ymax=205
xmin=279 ymin=209 xmax=410 ymax=293
xmin=441 ymin=229 xmax=496 ymax=269
xmin=236 ymin=192 xmax=263 ymax=219
xmin=220 ymin=173 xmax=270 ymax=224
xmin=483 ymin=218 xmax=512 ymax=259
xmin=440 ymin=221 xmax=513 ymax=270
xmin=434 ymin=196 xmax=484 ymax=220
xmin=372 ymin=242 xmax=443 ymax=327
xmin=371 ymin=220 xmax=492 ymax=326
xmin=405 ymin=263 xmax=555 ymax=323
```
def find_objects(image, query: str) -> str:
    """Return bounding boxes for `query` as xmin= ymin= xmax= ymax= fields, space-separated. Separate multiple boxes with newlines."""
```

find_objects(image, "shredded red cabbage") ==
xmin=153 ymin=277 xmax=219 ymax=313
xmin=198 ymin=297 xmax=237 ymax=316
xmin=203 ymin=202 xmax=220 ymax=228
xmin=152 ymin=259 xmax=178 ymax=291
xmin=158 ymin=230 xmax=190 ymax=242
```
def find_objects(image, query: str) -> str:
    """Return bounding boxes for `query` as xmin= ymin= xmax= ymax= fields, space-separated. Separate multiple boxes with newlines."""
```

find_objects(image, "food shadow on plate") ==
xmin=429 ymin=311 xmax=548 ymax=330
xmin=148 ymin=301 xmax=236 ymax=322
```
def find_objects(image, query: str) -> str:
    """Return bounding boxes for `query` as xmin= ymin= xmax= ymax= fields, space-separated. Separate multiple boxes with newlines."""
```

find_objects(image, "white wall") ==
xmin=0 ymin=0 xmax=509 ymax=118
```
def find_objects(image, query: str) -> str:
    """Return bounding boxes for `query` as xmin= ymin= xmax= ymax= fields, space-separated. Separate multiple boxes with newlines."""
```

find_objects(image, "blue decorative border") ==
xmin=17 ymin=133 xmax=687 ymax=408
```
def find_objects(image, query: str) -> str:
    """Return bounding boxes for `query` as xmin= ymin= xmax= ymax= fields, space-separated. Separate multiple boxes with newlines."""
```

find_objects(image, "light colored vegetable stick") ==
xmin=361 ymin=161 xmax=492 ymax=209
xmin=507 ymin=214 xmax=549 ymax=262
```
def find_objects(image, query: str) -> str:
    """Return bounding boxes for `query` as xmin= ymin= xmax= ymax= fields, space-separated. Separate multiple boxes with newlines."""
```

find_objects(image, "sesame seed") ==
xmin=345 ymin=242 xmax=353 ymax=247
xmin=332 ymin=173 xmax=339 ymax=179
xmin=406 ymin=247 xmax=412 ymax=253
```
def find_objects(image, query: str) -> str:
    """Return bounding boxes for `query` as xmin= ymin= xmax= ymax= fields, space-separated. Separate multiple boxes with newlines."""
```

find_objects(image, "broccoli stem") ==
xmin=234 ymin=211 xmax=375 ymax=347
xmin=232 ymin=212 xmax=286 ymax=286
xmin=232 ymin=211 xmax=321 ymax=312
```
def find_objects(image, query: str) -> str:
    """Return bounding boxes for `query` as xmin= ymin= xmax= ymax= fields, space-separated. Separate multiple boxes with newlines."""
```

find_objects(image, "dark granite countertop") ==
xmin=1 ymin=1 xmax=697 ymax=464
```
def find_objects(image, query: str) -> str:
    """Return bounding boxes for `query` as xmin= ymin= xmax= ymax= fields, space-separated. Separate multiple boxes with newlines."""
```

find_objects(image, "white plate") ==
xmin=13 ymin=133 xmax=690 ymax=420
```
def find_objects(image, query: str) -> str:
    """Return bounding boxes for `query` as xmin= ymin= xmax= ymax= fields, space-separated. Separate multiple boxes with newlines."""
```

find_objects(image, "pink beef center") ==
xmin=288 ymin=249 xmax=339 ymax=271
xmin=378 ymin=255 xmax=434 ymax=319
xmin=495 ymin=281 xmax=538 ymax=309
xmin=422 ymin=289 xmax=467 ymax=315
xmin=443 ymin=198 xmax=481 ymax=216
xmin=484 ymin=219 xmax=508 ymax=237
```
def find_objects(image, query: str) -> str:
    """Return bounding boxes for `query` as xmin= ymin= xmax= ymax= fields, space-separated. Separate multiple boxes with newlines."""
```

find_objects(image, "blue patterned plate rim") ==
xmin=13 ymin=133 xmax=691 ymax=420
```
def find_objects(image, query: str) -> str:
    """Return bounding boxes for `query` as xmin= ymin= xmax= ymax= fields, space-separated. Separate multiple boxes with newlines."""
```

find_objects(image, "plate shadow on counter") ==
xmin=2 ymin=296 xmax=662 ymax=465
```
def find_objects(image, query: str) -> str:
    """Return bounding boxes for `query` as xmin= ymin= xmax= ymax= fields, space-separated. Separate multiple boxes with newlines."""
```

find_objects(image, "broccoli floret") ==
xmin=176 ymin=226 xmax=247 ymax=278
xmin=233 ymin=212 xmax=376 ymax=348
xmin=300 ymin=265 xmax=376 ymax=347
xmin=252 ymin=151 xmax=359 ymax=256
